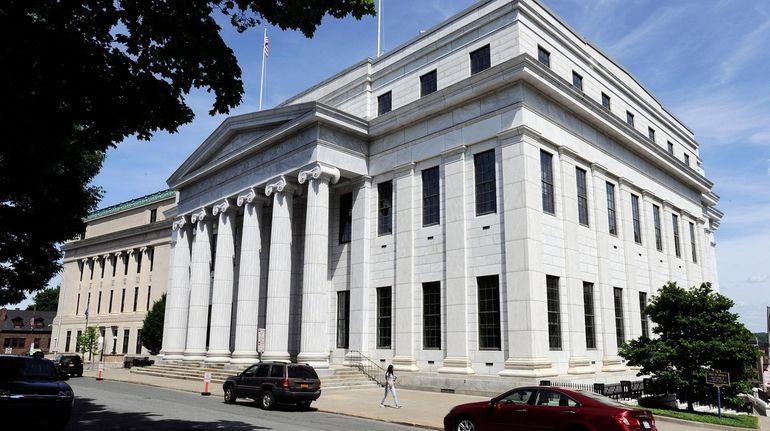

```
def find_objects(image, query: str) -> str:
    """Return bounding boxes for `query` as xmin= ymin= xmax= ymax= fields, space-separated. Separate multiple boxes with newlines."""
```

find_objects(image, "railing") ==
xmin=346 ymin=350 xmax=387 ymax=386
xmin=539 ymin=378 xmax=651 ymax=400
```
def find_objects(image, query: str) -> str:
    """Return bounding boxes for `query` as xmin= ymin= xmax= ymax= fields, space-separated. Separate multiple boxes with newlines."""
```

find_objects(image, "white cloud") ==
xmin=606 ymin=5 xmax=686 ymax=57
xmin=747 ymin=275 xmax=769 ymax=284
xmin=717 ymin=229 xmax=770 ymax=331
xmin=718 ymin=9 xmax=770 ymax=84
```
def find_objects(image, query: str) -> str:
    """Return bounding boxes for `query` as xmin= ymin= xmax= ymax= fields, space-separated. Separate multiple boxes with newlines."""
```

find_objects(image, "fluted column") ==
xmin=231 ymin=188 xmax=266 ymax=364
xmin=262 ymin=176 xmax=295 ymax=362
xmin=184 ymin=208 xmax=213 ymax=362
xmin=206 ymin=199 xmax=237 ymax=363
xmin=297 ymin=163 xmax=340 ymax=369
xmin=162 ymin=217 xmax=192 ymax=361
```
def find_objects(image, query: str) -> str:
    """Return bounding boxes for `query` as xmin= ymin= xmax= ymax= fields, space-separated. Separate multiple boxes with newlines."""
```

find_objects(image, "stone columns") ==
xmin=231 ymin=188 xmax=266 ymax=364
xmin=184 ymin=208 xmax=213 ymax=361
xmin=162 ymin=217 xmax=192 ymax=361
xmin=392 ymin=163 xmax=418 ymax=372
xmin=206 ymin=199 xmax=238 ymax=363
xmin=262 ymin=176 xmax=295 ymax=362
xmin=498 ymin=127 xmax=557 ymax=378
xmin=438 ymin=147 xmax=474 ymax=375
xmin=297 ymin=163 xmax=340 ymax=369
xmin=347 ymin=177 xmax=372 ymax=356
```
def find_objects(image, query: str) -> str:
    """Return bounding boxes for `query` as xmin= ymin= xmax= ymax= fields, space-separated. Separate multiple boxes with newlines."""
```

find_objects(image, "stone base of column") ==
xmin=499 ymin=357 xmax=558 ymax=378
xmin=437 ymin=357 xmax=476 ymax=375
xmin=297 ymin=352 xmax=330 ymax=369
xmin=392 ymin=355 xmax=419 ymax=372
xmin=601 ymin=355 xmax=627 ymax=372
xmin=182 ymin=350 xmax=207 ymax=362
xmin=229 ymin=351 xmax=259 ymax=365
xmin=261 ymin=351 xmax=291 ymax=363
xmin=163 ymin=351 xmax=185 ymax=361
xmin=204 ymin=350 xmax=232 ymax=364
xmin=567 ymin=356 xmax=596 ymax=375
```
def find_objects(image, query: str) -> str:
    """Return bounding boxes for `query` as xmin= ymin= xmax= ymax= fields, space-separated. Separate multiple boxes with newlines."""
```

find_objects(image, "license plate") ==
xmin=68 ymin=364 xmax=74 ymax=367
xmin=641 ymin=420 xmax=651 ymax=429
xmin=300 ymin=383 xmax=308 ymax=389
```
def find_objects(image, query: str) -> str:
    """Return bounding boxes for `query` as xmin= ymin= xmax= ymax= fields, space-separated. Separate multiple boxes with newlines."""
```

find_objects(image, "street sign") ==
xmin=706 ymin=370 xmax=730 ymax=387
xmin=257 ymin=328 xmax=266 ymax=353
xmin=3 ymin=347 xmax=11 ymax=354
xmin=203 ymin=372 xmax=212 ymax=383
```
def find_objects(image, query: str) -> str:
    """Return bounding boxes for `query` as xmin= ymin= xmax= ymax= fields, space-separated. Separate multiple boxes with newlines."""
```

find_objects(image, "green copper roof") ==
xmin=86 ymin=189 xmax=175 ymax=221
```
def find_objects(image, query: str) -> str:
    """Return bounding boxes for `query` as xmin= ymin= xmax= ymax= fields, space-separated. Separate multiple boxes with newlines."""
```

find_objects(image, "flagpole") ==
xmin=259 ymin=27 xmax=267 ymax=111
xmin=377 ymin=0 xmax=382 ymax=57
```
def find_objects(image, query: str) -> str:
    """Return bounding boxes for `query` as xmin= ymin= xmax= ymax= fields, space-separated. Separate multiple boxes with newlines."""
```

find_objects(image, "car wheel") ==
xmin=297 ymin=400 xmax=311 ymax=410
xmin=77 ymin=373 xmax=82 ymax=377
xmin=261 ymin=390 xmax=275 ymax=410
xmin=224 ymin=386 xmax=236 ymax=404
xmin=456 ymin=417 xmax=478 ymax=431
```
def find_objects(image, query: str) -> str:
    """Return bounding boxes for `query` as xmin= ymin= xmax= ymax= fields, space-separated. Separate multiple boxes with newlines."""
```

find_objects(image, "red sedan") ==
xmin=443 ymin=386 xmax=657 ymax=431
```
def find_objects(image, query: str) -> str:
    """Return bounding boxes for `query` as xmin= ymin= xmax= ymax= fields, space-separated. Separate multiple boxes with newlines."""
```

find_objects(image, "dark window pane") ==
xmin=673 ymin=214 xmax=681 ymax=257
xmin=631 ymin=194 xmax=642 ymax=244
xmin=626 ymin=111 xmax=634 ymax=127
xmin=422 ymin=166 xmax=440 ymax=226
xmin=470 ymin=45 xmax=491 ymax=74
xmin=546 ymin=275 xmax=561 ymax=350
xmin=377 ymin=287 xmax=392 ymax=348
xmin=420 ymin=70 xmax=437 ymax=97
xmin=541 ymin=150 xmax=555 ymax=214
xmin=474 ymin=150 xmax=497 ymax=215
xmin=576 ymin=167 xmax=588 ymax=225
xmin=477 ymin=275 xmax=501 ymax=350
xmin=378 ymin=91 xmax=392 ymax=115
xmin=653 ymin=205 xmax=663 ymax=252
xmin=378 ymin=181 xmax=393 ymax=236
xmin=572 ymin=71 xmax=583 ymax=90
xmin=339 ymin=192 xmax=352 ymax=244
xmin=583 ymin=282 xmax=596 ymax=349
xmin=256 ymin=364 xmax=270 ymax=377
xmin=336 ymin=291 xmax=350 ymax=348
xmin=667 ymin=142 xmax=674 ymax=154
xmin=648 ymin=127 xmax=655 ymax=142
xmin=422 ymin=282 xmax=441 ymax=349
xmin=606 ymin=182 xmax=617 ymax=235
xmin=602 ymin=93 xmax=611 ymax=110
xmin=689 ymin=222 xmax=697 ymax=263
xmin=538 ymin=45 xmax=550 ymax=67
xmin=639 ymin=292 xmax=649 ymax=339
xmin=270 ymin=364 xmax=285 ymax=378
xmin=614 ymin=287 xmax=625 ymax=347
xmin=288 ymin=365 xmax=318 ymax=379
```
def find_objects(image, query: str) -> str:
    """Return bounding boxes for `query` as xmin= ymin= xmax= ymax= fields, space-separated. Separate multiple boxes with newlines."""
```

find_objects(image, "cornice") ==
xmin=61 ymin=219 xmax=172 ymax=253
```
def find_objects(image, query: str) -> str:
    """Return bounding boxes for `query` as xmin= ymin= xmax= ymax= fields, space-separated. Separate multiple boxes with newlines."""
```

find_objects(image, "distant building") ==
xmin=0 ymin=308 xmax=56 ymax=355
xmin=51 ymin=190 xmax=175 ymax=357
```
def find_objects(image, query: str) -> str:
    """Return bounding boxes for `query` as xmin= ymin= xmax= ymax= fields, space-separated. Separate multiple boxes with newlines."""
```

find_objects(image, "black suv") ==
xmin=223 ymin=362 xmax=321 ymax=410
xmin=54 ymin=355 xmax=83 ymax=377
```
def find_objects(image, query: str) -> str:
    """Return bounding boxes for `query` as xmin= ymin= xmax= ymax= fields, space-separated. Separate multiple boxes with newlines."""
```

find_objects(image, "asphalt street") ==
xmin=60 ymin=378 xmax=421 ymax=431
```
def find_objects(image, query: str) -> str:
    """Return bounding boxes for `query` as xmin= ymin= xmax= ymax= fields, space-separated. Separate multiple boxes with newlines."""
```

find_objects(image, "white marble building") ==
xmin=160 ymin=0 xmax=721 ymax=380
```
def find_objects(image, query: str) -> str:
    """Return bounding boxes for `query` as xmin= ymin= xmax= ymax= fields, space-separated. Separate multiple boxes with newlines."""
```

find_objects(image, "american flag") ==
xmin=263 ymin=31 xmax=269 ymax=58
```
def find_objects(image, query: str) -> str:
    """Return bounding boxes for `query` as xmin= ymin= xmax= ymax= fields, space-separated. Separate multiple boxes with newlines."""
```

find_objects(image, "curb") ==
xmin=655 ymin=414 xmax=759 ymax=431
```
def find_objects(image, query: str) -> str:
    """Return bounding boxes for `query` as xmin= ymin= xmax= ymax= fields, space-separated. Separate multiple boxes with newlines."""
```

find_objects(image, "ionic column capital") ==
xmin=172 ymin=216 xmax=190 ymax=231
xmin=298 ymin=163 xmax=340 ymax=185
xmin=236 ymin=188 xmax=267 ymax=207
xmin=190 ymin=207 xmax=213 ymax=224
xmin=212 ymin=199 xmax=234 ymax=216
xmin=264 ymin=175 xmax=296 ymax=197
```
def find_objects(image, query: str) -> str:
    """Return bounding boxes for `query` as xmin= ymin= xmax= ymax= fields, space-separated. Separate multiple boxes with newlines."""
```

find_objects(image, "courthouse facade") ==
xmin=160 ymin=0 xmax=721 ymax=377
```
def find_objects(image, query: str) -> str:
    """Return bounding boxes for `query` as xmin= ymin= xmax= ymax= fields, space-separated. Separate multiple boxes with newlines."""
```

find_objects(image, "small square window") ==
xmin=626 ymin=111 xmax=635 ymax=127
xmin=667 ymin=141 xmax=674 ymax=154
xmin=470 ymin=45 xmax=491 ymax=75
xmin=648 ymin=127 xmax=655 ymax=142
xmin=601 ymin=93 xmax=611 ymax=110
xmin=538 ymin=45 xmax=550 ymax=67
xmin=572 ymin=71 xmax=583 ymax=90
xmin=377 ymin=91 xmax=392 ymax=116
xmin=420 ymin=70 xmax=437 ymax=97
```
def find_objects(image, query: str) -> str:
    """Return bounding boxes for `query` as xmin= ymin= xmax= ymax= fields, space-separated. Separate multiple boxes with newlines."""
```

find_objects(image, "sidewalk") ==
xmin=82 ymin=368 xmax=765 ymax=431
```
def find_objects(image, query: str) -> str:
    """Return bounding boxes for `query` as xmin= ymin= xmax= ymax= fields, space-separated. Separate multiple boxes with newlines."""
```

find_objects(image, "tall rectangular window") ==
xmin=339 ymin=192 xmax=352 ymax=244
xmin=137 ymin=252 xmax=142 ymax=274
xmin=422 ymin=282 xmax=441 ymax=349
xmin=546 ymin=275 xmax=561 ymax=350
xmin=684 ymin=154 xmax=690 ymax=166
xmin=146 ymin=286 xmax=152 ymax=311
xmin=422 ymin=166 xmax=440 ymax=226
xmin=477 ymin=275 xmax=501 ymax=350
xmin=377 ymin=91 xmax=392 ymax=115
xmin=648 ymin=127 xmax=655 ymax=142
xmin=89 ymin=261 xmax=94 ymax=280
xmin=583 ymin=282 xmax=596 ymax=349
xmin=97 ymin=291 xmax=102 ymax=314
xmin=109 ymin=290 xmax=114 ymax=313
xmin=631 ymin=194 xmax=642 ymax=244
xmin=112 ymin=256 xmax=117 ymax=277
xmin=689 ymin=222 xmax=697 ymax=263
xmin=133 ymin=286 xmax=139 ymax=312
xmin=75 ymin=331 xmax=82 ymax=353
xmin=65 ymin=331 xmax=71 ymax=352
xmin=420 ymin=70 xmax=437 ymax=97
xmin=537 ymin=45 xmax=550 ymax=67
xmin=572 ymin=71 xmax=583 ymax=90
xmin=120 ymin=288 xmax=126 ymax=313
xmin=136 ymin=329 xmax=143 ymax=354
xmin=653 ymin=205 xmax=663 ymax=252
xmin=474 ymin=150 xmax=497 ymax=215
xmin=613 ymin=287 xmax=625 ymax=347
xmin=667 ymin=141 xmax=674 ymax=154
xmin=100 ymin=258 xmax=106 ymax=279
xmin=626 ymin=111 xmax=635 ymax=127
xmin=601 ymin=92 xmax=611 ymax=110
xmin=470 ymin=44 xmax=491 ymax=74
xmin=541 ymin=150 xmax=555 ymax=214
xmin=606 ymin=182 xmax=617 ymax=235
xmin=377 ymin=181 xmax=393 ymax=236
xmin=376 ymin=287 xmax=392 ymax=349
xmin=149 ymin=248 xmax=154 ymax=272
xmin=639 ymin=292 xmax=649 ymax=339
xmin=149 ymin=208 xmax=157 ymax=223
xmin=122 ymin=329 xmax=130 ymax=354
xmin=76 ymin=293 xmax=80 ymax=315
xmin=336 ymin=291 xmax=350 ymax=348
xmin=576 ymin=167 xmax=589 ymax=225
xmin=672 ymin=214 xmax=681 ymax=257
xmin=79 ymin=261 xmax=84 ymax=281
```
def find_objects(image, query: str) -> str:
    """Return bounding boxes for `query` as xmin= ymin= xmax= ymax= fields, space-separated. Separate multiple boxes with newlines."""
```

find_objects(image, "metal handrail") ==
xmin=347 ymin=350 xmax=386 ymax=386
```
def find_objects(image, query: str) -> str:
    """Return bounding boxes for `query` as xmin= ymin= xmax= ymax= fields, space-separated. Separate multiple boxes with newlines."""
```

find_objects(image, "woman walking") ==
xmin=380 ymin=365 xmax=401 ymax=408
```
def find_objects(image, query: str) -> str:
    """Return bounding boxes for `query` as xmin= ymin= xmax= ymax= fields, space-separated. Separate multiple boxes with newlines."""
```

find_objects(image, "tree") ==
xmin=27 ymin=286 xmax=60 ymax=312
xmin=0 ymin=0 xmax=375 ymax=306
xmin=141 ymin=294 xmax=166 ymax=355
xmin=619 ymin=282 xmax=758 ymax=411
xmin=77 ymin=326 xmax=101 ymax=362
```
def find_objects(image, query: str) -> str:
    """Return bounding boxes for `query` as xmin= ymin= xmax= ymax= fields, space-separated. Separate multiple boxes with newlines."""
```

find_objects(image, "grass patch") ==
xmin=647 ymin=407 xmax=758 ymax=429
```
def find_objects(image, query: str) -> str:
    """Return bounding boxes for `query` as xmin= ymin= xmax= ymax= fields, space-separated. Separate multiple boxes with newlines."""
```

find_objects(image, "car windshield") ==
xmin=575 ymin=390 xmax=628 ymax=408
xmin=288 ymin=366 xmax=318 ymax=379
xmin=0 ymin=358 xmax=61 ymax=381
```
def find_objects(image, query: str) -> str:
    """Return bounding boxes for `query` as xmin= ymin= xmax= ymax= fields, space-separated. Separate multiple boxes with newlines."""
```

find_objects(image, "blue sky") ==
xmin=23 ymin=1 xmax=770 ymax=331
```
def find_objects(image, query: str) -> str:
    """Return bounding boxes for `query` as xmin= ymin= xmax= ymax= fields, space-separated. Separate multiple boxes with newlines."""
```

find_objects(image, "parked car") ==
xmin=0 ymin=354 xmax=75 ymax=429
xmin=443 ymin=386 xmax=657 ymax=431
xmin=223 ymin=361 xmax=321 ymax=410
xmin=54 ymin=354 xmax=83 ymax=377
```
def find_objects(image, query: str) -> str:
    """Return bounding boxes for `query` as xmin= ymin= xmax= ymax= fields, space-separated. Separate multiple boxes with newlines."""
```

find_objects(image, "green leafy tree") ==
xmin=77 ymin=326 xmax=101 ymax=362
xmin=141 ymin=294 xmax=166 ymax=355
xmin=619 ymin=282 xmax=758 ymax=411
xmin=27 ymin=286 xmax=60 ymax=312
xmin=0 ymin=0 xmax=375 ymax=306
